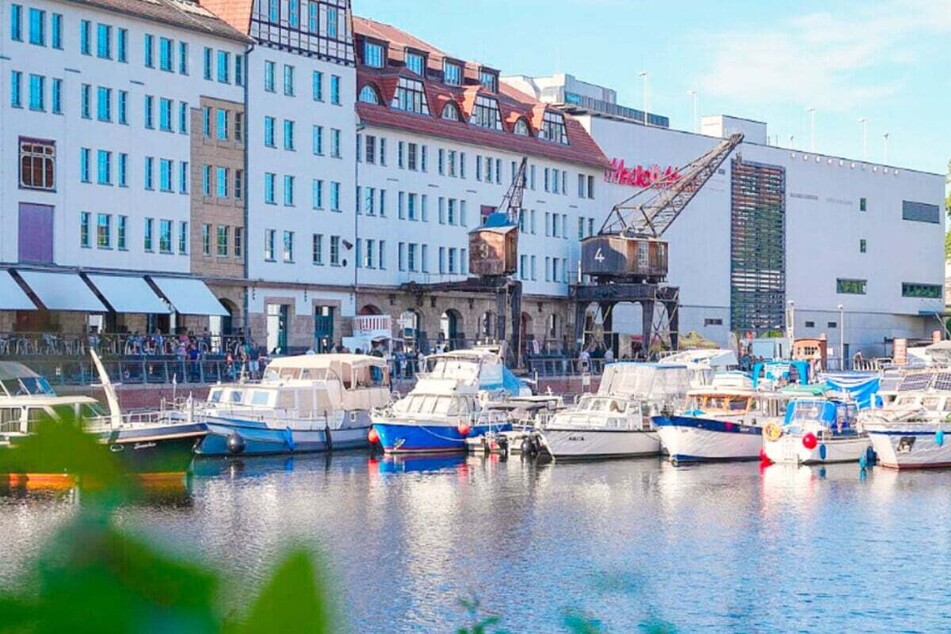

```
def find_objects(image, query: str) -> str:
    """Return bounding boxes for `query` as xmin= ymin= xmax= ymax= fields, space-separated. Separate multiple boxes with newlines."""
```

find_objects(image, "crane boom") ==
xmin=499 ymin=157 xmax=528 ymax=223
xmin=600 ymin=133 xmax=744 ymax=238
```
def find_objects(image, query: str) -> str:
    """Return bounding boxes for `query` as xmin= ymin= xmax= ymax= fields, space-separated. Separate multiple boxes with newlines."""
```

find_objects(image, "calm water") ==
xmin=2 ymin=454 xmax=951 ymax=632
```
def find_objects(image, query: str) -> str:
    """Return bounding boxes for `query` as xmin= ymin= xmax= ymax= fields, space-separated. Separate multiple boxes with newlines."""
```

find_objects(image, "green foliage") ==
xmin=456 ymin=596 xmax=505 ymax=634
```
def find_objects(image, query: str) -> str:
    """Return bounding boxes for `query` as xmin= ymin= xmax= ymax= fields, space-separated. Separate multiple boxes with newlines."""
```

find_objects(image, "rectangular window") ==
xmin=379 ymin=138 xmax=387 ymax=166
xmin=96 ymin=23 xmax=111 ymax=59
xmin=448 ymin=247 xmax=456 ymax=274
xmin=859 ymin=239 xmax=867 ymax=253
xmin=79 ymin=147 xmax=90 ymax=182
xmin=264 ymin=116 xmax=275 ymax=147
xmin=312 ymin=234 xmax=323 ymax=265
xmin=159 ymin=219 xmax=172 ymax=253
xmin=179 ymin=160 xmax=188 ymax=193
xmin=902 ymin=200 xmax=940 ymax=224
xmin=144 ymin=94 xmax=154 ymax=128
xmin=159 ymin=98 xmax=173 ymax=131
xmin=312 ymin=179 xmax=323 ymax=209
xmin=217 ymin=50 xmax=230 ymax=83
xmin=96 ymin=150 xmax=112 ymax=185
xmin=283 ymin=231 xmax=294 ymax=262
xmin=331 ymin=129 xmax=341 ymax=158
xmin=80 ymin=83 xmax=91 ymax=118
xmin=28 ymin=8 xmax=44 ymax=46
xmin=284 ymin=175 xmax=295 ymax=206
xmin=203 ymin=47 xmax=213 ymax=80
xmin=80 ymin=212 xmax=90 ymax=247
xmin=118 ymin=90 xmax=128 ymax=124
xmin=144 ymin=218 xmax=154 ymax=251
xmin=117 ymin=28 xmax=127 ymax=62
xmin=217 ymin=225 xmax=229 ymax=256
xmin=117 ymin=215 xmax=127 ymax=250
xmin=51 ymin=13 xmax=62 ymax=49
xmin=144 ymin=33 xmax=154 ymax=67
xmin=158 ymin=37 xmax=172 ymax=71
xmin=836 ymin=279 xmax=867 ymax=295
xmin=216 ymin=166 xmax=229 ymax=197
xmin=264 ymin=173 xmax=276 ymax=204
xmin=10 ymin=71 xmax=22 ymax=108
xmin=330 ymin=75 xmax=340 ymax=104
xmin=11 ymin=4 xmax=23 ymax=41
xmin=312 ymin=125 xmax=323 ymax=155
xmin=902 ymin=283 xmax=943 ymax=299
xmin=202 ymin=224 xmax=211 ymax=256
xmin=330 ymin=235 xmax=340 ymax=266
xmin=330 ymin=182 xmax=341 ymax=211
xmin=28 ymin=74 xmax=44 ymax=111
xmin=365 ymin=135 xmax=376 ymax=164
xmin=235 ymin=112 xmax=244 ymax=142
xmin=364 ymin=41 xmax=384 ymax=67
xmin=96 ymin=213 xmax=111 ymax=248
xmin=327 ymin=6 xmax=338 ymax=36
xmin=234 ymin=169 xmax=243 ymax=199
xmin=312 ymin=70 xmax=323 ymax=101
xmin=118 ymin=153 xmax=128 ymax=187
xmin=178 ymin=221 xmax=188 ymax=254
xmin=202 ymin=165 xmax=211 ymax=195
xmin=283 ymin=64 xmax=295 ymax=96
xmin=179 ymin=102 xmax=189 ymax=134
xmin=159 ymin=158 xmax=173 ymax=192
xmin=235 ymin=54 xmax=244 ymax=86
xmin=80 ymin=20 xmax=90 ymax=54
xmin=234 ymin=227 xmax=243 ymax=257
xmin=407 ymin=143 xmax=418 ymax=170
xmin=144 ymin=156 xmax=154 ymax=190
xmin=283 ymin=119 xmax=295 ymax=150
xmin=179 ymin=41 xmax=188 ymax=74
xmin=409 ymin=243 xmax=419 ymax=271
xmin=96 ymin=86 xmax=111 ymax=121
xmin=859 ymin=197 xmax=867 ymax=212
xmin=217 ymin=108 xmax=229 ymax=140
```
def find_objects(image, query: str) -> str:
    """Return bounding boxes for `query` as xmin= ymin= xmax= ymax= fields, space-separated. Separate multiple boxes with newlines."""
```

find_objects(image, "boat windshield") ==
xmin=0 ymin=376 xmax=54 ymax=397
xmin=397 ymin=394 xmax=472 ymax=416
xmin=699 ymin=395 xmax=751 ymax=412
xmin=578 ymin=397 xmax=627 ymax=414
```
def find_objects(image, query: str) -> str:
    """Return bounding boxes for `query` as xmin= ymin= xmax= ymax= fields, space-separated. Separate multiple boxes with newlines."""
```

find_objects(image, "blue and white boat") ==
xmin=371 ymin=348 xmax=529 ymax=454
xmin=654 ymin=372 xmax=790 ymax=464
xmin=190 ymin=354 xmax=392 ymax=456
xmin=762 ymin=389 xmax=869 ymax=465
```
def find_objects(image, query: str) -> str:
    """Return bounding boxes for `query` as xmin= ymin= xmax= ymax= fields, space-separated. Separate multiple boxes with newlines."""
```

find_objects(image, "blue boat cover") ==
xmin=822 ymin=373 xmax=880 ymax=410
xmin=751 ymin=360 xmax=811 ymax=387
xmin=501 ymin=365 xmax=527 ymax=396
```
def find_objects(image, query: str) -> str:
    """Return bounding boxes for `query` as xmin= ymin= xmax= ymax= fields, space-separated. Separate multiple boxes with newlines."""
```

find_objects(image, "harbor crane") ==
xmin=572 ymin=133 xmax=744 ymax=355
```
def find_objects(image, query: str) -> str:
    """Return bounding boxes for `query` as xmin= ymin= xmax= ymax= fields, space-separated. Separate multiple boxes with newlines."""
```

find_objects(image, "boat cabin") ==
xmin=783 ymin=398 xmax=857 ymax=432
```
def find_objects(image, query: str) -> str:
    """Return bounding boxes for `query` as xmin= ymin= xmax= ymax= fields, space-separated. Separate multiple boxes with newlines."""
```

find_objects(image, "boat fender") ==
xmin=819 ymin=444 xmax=827 ymax=461
xmin=936 ymin=430 xmax=945 ymax=447
xmin=802 ymin=433 xmax=818 ymax=450
xmin=457 ymin=423 xmax=471 ymax=437
xmin=763 ymin=423 xmax=783 ymax=442
xmin=521 ymin=437 xmax=535 ymax=456
xmin=859 ymin=453 xmax=867 ymax=469
xmin=227 ymin=432 xmax=246 ymax=455
xmin=284 ymin=427 xmax=295 ymax=452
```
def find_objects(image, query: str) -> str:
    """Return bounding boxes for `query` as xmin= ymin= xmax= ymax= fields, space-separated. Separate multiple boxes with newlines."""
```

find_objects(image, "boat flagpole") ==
xmin=90 ymin=349 xmax=122 ymax=429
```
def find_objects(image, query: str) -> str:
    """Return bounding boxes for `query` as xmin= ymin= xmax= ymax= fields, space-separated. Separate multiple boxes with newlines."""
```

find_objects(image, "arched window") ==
xmin=441 ymin=102 xmax=461 ymax=121
xmin=358 ymin=84 xmax=380 ymax=104
xmin=514 ymin=118 xmax=531 ymax=136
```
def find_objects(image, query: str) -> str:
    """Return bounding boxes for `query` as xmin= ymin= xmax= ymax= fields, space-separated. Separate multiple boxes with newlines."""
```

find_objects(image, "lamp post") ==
xmin=837 ymin=304 xmax=845 ymax=369
xmin=787 ymin=301 xmax=795 ymax=342
xmin=807 ymin=107 xmax=816 ymax=152
xmin=638 ymin=71 xmax=649 ymax=126
xmin=687 ymin=90 xmax=698 ymax=133
xmin=883 ymin=132 xmax=890 ymax=163
xmin=858 ymin=118 xmax=868 ymax=160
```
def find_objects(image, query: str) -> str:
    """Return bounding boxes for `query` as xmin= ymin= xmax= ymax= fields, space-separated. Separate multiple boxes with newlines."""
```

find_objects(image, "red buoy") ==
xmin=759 ymin=448 xmax=772 ymax=465
xmin=367 ymin=428 xmax=380 ymax=444
xmin=802 ymin=432 xmax=818 ymax=450
xmin=457 ymin=423 xmax=472 ymax=437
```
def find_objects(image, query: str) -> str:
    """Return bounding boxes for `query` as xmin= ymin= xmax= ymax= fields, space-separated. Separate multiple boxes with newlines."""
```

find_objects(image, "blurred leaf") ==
xmin=563 ymin=609 xmax=604 ymax=634
xmin=230 ymin=549 xmax=333 ymax=634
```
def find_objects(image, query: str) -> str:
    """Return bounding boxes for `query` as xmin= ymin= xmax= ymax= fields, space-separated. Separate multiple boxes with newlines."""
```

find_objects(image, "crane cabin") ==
xmin=581 ymin=234 xmax=669 ymax=283
xmin=469 ymin=213 xmax=519 ymax=278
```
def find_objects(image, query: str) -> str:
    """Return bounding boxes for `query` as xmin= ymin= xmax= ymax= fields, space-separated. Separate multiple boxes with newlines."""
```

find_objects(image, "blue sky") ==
xmin=353 ymin=0 xmax=950 ymax=175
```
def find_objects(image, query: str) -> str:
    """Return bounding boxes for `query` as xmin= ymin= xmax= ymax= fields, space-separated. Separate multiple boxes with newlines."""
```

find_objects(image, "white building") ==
xmin=508 ymin=74 xmax=947 ymax=358
xmin=202 ymin=0 xmax=358 ymax=353
xmin=0 ymin=0 xmax=247 ymax=334
xmin=351 ymin=18 xmax=608 ymax=353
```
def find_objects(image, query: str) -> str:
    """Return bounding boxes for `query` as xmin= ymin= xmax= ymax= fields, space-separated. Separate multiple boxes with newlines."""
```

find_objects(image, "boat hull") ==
xmin=195 ymin=415 xmax=370 ymax=456
xmin=93 ymin=422 xmax=207 ymax=473
xmin=866 ymin=424 xmax=951 ymax=469
xmin=654 ymin=415 xmax=762 ymax=463
xmin=763 ymin=433 xmax=870 ymax=465
xmin=372 ymin=420 xmax=512 ymax=454
xmin=541 ymin=428 xmax=660 ymax=460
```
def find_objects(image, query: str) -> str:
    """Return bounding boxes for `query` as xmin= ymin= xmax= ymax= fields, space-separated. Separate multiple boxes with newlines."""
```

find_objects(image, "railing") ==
xmin=17 ymin=357 xmax=262 ymax=387
xmin=0 ymin=332 xmax=253 ymax=359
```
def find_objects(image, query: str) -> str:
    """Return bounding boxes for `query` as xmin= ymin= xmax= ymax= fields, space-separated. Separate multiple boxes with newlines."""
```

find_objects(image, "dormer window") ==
xmin=514 ymin=119 xmax=531 ymax=136
xmin=479 ymin=70 xmax=498 ymax=92
xmin=541 ymin=110 xmax=568 ymax=145
xmin=358 ymin=84 xmax=380 ymax=104
xmin=392 ymin=77 xmax=429 ymax=115
xmin=470 ymin=95 xmax=502 ymax=131
xmin=441 ymin=102 xmax=461 ymax=121
xmin=444 ymin=60 xmax=462 ymax=86
xmin=406 ymin=50 xmax=425 ymax=76
xmin=364 ymin=41 xmax=385 ymax=68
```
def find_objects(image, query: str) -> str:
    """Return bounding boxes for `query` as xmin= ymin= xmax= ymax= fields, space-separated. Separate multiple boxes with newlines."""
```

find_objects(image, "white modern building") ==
xmin=351 ymin=18 xmax=609 ymax=354
xmin=0 ymin=0 xmax=247 ymax=336
xmin=507 ymin=74 xmax=947 ymax=358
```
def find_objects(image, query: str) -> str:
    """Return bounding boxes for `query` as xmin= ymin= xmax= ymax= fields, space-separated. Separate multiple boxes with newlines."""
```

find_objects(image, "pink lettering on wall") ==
xmin=604 ymin=159 xmax=681 ymax=188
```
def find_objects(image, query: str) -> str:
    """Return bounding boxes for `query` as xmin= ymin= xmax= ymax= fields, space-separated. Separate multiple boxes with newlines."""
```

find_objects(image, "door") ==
xmin=18 ymin=203 xmax=54 ymax=263
xmin=315 ymin=306 xmax=334 ymax=351
xmin=267 ymin=304 xmax=289 ymax=354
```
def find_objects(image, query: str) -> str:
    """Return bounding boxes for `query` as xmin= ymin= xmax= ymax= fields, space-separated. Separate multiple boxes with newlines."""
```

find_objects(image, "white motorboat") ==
xmin=189 ymin=354 xmax=392 ymax=456
xmin=654 ymin=372 xmax=789 ymax=463
xmin=862 ymin=369 xmax=951 ymax=469
xmin=541 ymin=362 xmax=695 ymax=460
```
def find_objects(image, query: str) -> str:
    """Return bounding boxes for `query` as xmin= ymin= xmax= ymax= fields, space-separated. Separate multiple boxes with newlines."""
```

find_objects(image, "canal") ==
xmin=2 ymin=454 xmax=950 ymax=632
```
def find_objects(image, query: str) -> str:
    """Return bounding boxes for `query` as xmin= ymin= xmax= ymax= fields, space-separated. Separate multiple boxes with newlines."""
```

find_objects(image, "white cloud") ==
xmin=695 ymin=0 xmax=951 ymax=111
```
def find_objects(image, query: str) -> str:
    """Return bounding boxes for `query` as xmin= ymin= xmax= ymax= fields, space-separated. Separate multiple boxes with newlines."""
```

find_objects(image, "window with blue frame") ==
xmin=312 ymin=71 xmax=323 ymax=101
xmin=217 ymin=109 xmax=228 ymax=140
xmin=28 ymin=74 xmax=43 ymax=111
xmin=179 ymin=102 xmax=188 ymax=133
xmin=284 ymin=176 xmax=295 ymax=206
xmin=80 ymin=20 xmax=90 ymax=54
xmin=51 ymin=13 xmax=62 ymax=48
xmin=283 ymin=64 xmax=294 ymax=95
xmin=96 ymin=23 xmax=110 ymax=58
xmin=144 ymin=156 xmax=154 ymax=189
xmin=312 ymin=125 xmax=323 ymax=155
xmin=179 ymin=162 xmax=188 ymax=194
xmin=288 ymin=0 xmax=299 ymax=27
xmin=216 ymin=167 xmax=228 ymax=197
xmin=28 ymin=8 xmax=44 ymax=46
xmin=118 ymin=90 xmax=127 ymax=124
xmin=201 ymin=106 xmax=211 ymax=136
xmin=202 ymin=165 xmax=211 ymax=195
xmin=10 ymin=71 xmax=22 ymax=108
xmin=327 ymin=7 xmax=337 ymax=37
xmin=144 ymin=95 xmax=154 ymax=128
xmin=144 ymin=218 xmax=154 ymax=251
xmin=159 ymin=37 xmax=172 ymax=71
xmin=308 ymin=3 xmax=318 ymax=32
xmin=283 ymin=120 xmax=295 ymax=150
xmin=160 ymin=159 xmax=172 ymax=192
xmin=264 ymin=60 xmax=275 ymax=92
xmin=117 ymin=28 xmax=127 ymax=62
xmin=11 ymin=5 xmax=23 ymax=41
xmin=97 ymin=150 xmax=111 ymax=185
xmin=159 ymin=98 xmax=172 ymax=131
xmin=264 ymin=173 xmax=276 ymax=204
xmin=51 ymin=78 xmax=62 ymax=114
xmin=118 ymin=153 xmax=127 ymax=187
xmin=203 ymin=47 xmax=212 ymax=79
xmin=264 ymin=117 xmax=275 ymax=147
xmin=81 ymin=84 xmax=91 ymax=118
xmin=268 ymin=0 xmax=278 ymax=22
xmin=330 ymin=75 xmax=340 ymax=104
xmin=117 ymin=216 xmax=127 ymax=249
xmin=80 ymin=212 xmax=90 ymax=247
xmin=79 ymin=148 xmax=90 ymax=182
xmin=96 ymin=86 xmax=111 ymax=121
xmin=217 ymin=51 xmax=230 ymax=83
xmin=144 ymin=33 xmax=154 ymax=67
xmin=178 ymin=41 xmax=188 ymax=74
xmin=235 ymin=54 xmax=244 ymax=86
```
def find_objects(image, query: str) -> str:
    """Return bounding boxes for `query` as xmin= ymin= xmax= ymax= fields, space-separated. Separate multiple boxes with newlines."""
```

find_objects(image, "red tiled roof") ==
xmin=69 ymin=0 xmax=249 ymax=42
xmin=197 ymin=0 xmax=254 ymax=36
xmin=352 ymin=18 xmax=608 ymax=170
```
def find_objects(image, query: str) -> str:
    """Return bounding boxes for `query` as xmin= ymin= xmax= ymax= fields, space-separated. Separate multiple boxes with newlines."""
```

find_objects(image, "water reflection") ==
xmin=5 ymin=455 xmax=951 ymax=631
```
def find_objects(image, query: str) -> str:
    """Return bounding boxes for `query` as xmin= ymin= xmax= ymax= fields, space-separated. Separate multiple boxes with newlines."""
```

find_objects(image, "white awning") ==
xmin=0 ymin=271 xmax=36 ymax=310
xmin=149 ymin=277 xmax=229 ymax=316
xmin=17 ymin=270 xmax=108 ymax=312
xmin=86 ymin=274 xmax=170 ymax=314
